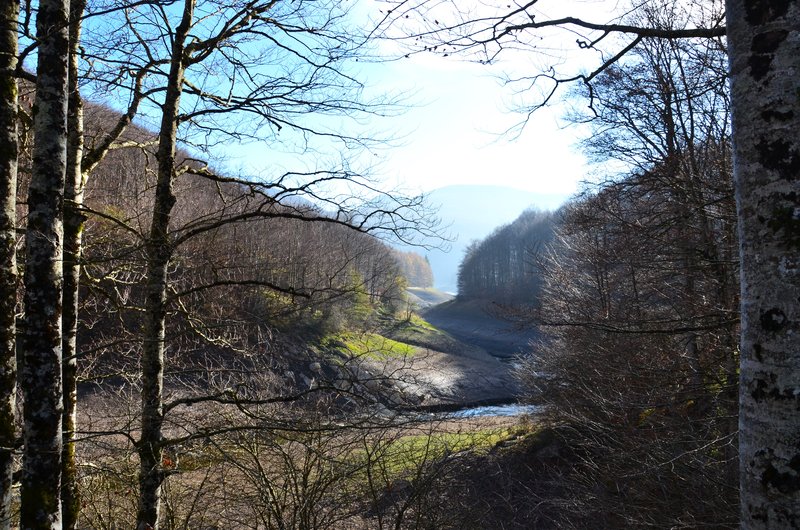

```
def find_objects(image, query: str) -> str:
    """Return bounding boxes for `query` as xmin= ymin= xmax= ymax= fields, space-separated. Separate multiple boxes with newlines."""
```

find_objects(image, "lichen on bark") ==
xmin=19 ymin=0 xmax=70 ymax=527
xmin=61 ymin=1 xmax=87 ymax=527
xmin=729 ymin=0 xmax=800 ymax=527
xmin=0 ymin=0 xmax=19 ymax=527
xmin=136 ymin=2 xmax=194 ymax=528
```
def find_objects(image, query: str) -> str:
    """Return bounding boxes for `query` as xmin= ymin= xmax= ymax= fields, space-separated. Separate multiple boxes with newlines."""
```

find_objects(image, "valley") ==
xmin=365 ymin=295 xmax=536 ymax=410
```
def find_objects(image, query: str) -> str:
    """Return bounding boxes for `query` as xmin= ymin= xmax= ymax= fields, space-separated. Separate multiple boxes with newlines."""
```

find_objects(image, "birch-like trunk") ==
xmin=61 ymin=0 xmax=87 ymax=527
xmin=136 ymin=1 xmax=193 ymax=528
xmin=19 ymin=0 xmax=70 ymax=527
xmin=727 ymin=0 xmax=800 ymax=526
xmin=0 ymin=1 xmax=19 ymax=528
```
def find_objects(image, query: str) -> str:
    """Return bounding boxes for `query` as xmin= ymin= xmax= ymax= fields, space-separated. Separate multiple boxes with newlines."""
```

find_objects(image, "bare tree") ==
xmin=62 ymin=5 xmax=182 ymax=526
xmin=19 ymin=0 xmax=70 ymax=526
xmin=727 ymin=2 xmax=800 ymax=527
xmin=71 ymin=1 xmax=437 ymax=527
xmin=61 ymin=1 xmax=88 ymax=527
xmin=0 ymin=1 xmax=19 ymax=527
xmin=524 ymin=170 xmax=738 ymax=527
xmin=512 ymin=43 xmax=739 ymax=518
xmin=0 ymin=0 xmax=439 ymax=527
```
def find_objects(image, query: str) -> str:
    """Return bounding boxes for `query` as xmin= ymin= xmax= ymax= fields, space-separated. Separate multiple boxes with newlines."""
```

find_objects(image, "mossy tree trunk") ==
xmin=136 ymin=1 xmax=193 ymax=528
xmin=0 ymin=1 xmax=18 ymax=528
xmin=728 ymin=0 xmax=800 ymax=526
xmin=19 ymin=0 xmax=70 ymax=526
xmin=61 ymin=0 xmax=87 ymax=527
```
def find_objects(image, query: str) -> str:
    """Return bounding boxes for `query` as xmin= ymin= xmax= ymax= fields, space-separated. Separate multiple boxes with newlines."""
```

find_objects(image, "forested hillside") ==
xmin=2 ymin=2 xmax=454 ymax=528
xmin=79 ymin=110 xmax=416 ymax=346
xmin=406 ymin=185 xmax=566 ymax=293
xmin=17 ymin=93 xmax=450 ymax=527
xmin=2 ymin=0 xmax=799 ymax=528
xmin=457 ymin=209 xmax=555 ymax=304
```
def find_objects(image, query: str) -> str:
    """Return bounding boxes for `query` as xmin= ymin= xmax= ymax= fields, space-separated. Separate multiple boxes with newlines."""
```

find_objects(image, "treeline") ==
xmin=460 ymin=6 xmax=740 ymax=527
xmin=457 ymin=209 xmax=555 ymax=303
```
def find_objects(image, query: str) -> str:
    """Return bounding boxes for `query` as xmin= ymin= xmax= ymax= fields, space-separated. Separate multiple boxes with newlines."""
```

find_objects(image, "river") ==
xmin=450 ymin=402 xmax=541 ymax=418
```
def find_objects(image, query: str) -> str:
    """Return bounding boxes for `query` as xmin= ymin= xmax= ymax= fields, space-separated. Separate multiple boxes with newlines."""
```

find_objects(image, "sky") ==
xmin=69 ymin=0 xmax=658 ymax=202
xmin=211 ymin=0 xmax=720 ymax=201
xmin=219 ymin=50 xmax=591 ymax=199
xmin=361 ymin=54 xmax=589 ymax=197
xmin=352 ymin=0 xmax=626 ymax=198
xmin=212 ymin=0 xmax=624 ymax=201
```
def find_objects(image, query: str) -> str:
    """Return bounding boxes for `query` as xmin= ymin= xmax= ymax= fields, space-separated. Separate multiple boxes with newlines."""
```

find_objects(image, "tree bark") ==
xmin=61 ymin=0 xmax=87 ymax=526
xmin=136 ymin=1 xmax=193 ymax=528
xmin=728 ymin=0 xmax=800 ymax=527
xmin=0 ymin=1 xmax=19 ymax=528
xmin=19 ymin=0 xmax=70 ymax=527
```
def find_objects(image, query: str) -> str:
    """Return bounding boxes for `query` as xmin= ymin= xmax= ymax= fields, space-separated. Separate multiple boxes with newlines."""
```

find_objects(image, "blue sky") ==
xmin=211 ymin=0 xmax=624 ymax=199
xmin=351 ymin=0 xmax=627 ymax=196
xmin=359 ymin=52 xmax=589 ymax=196
xmin=71 ymin=0 xmax=618 ymax=201
xmin=219 ymin=40 xmax=591 ymax=199
xmin=217 ymin=0 xmax=720 ymax=201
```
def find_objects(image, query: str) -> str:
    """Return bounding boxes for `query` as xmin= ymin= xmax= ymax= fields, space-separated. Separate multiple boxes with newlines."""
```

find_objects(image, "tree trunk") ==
xmin=19 ymin=0 xmax=70 ymax=527
xmin=728 ymin=0 xmax=800 ymax=527
xmin=0 ymin=1 xmax=19 ymax=528
xmin=61 ymin=0 xmax=87 ymax=526
xmin=136 ymin=2 xmax=193 ymax=528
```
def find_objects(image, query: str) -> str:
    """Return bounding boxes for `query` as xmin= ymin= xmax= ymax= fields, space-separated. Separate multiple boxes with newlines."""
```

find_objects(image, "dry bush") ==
xmin=515 ymin=172 xmax=739 ymax=528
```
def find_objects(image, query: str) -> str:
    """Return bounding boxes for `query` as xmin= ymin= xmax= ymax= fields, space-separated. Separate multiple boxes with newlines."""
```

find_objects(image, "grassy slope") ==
xmin=322 ymin=308 xmax=487 ymax=361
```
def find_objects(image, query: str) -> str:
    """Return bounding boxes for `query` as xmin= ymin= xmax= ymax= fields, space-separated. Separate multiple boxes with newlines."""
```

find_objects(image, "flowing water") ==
xmin=450 ymin=403 xmax=540 ymax=418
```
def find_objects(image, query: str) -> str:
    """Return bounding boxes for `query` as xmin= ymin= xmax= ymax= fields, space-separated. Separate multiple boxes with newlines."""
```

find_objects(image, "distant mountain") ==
xmin=399 ymin=185 xmax=569 ymax=293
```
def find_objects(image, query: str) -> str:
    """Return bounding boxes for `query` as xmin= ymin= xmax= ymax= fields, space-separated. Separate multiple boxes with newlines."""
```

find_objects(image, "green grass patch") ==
xmin=324 ymin=332 xmax=416 ymax=359
xmin=397 ymin=428 xmax=511 ymax=455
xmin=375 ymin=427 xmax=522 ymax=475
xmin=405 ymin=313 xmax=437 ymax=331
xmin=380 ymin=314 xmax=472 ymax=356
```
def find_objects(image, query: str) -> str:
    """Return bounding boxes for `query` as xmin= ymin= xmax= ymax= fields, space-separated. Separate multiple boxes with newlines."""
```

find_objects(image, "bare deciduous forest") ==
xmin=1 ymin=0 xmax=799 ymax=529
